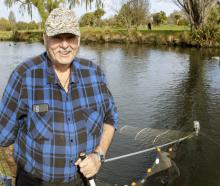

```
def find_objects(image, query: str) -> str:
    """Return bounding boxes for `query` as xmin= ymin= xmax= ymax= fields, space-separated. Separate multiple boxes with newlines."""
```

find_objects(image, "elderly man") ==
xmin=0 ymin=8 xmax=118 ymax=186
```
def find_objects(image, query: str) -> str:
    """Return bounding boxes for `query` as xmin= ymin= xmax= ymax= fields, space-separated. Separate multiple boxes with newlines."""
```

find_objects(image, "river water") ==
xmin=1 ymin=42 xmax=220 ymax=186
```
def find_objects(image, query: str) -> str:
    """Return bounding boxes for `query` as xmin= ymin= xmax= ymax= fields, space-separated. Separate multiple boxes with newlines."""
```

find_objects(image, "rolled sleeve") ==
xmin=104 ymin=93 xmax=118 ymax=129
xmin=100 ymin=72 xmax=118 ymax=129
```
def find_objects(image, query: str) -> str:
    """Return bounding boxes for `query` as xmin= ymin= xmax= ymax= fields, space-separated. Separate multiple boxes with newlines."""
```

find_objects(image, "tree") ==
xmin=116 ymin=3 xmax=132 ymax=29
xmin=94 ymin=8 xmax=105 ymax=19
xmin=8 ymin=11 xmax=16 ymax=25
xmin=102 ymin=16 xmax=118 ymax=27
xmin=173 ymin=0 xmax=217 ymax=29
xmin=94 ymin=8 xmax=105 ymax=26
xmin=174 ymin=14 xmax=181 ymax=25
xmin=0 ymin=18 xmax=12 ymax=31
xmin=8 ymin=10 xmax=16 ymax=33
xmin=4 ymin=0 xmax=103 ymax=26
xmin=80 ymin=12 xmax=96 ymax=26
xmin=80 ymin=8 xmax=105 ymax=26
xmin=168 ymin=10 xmax=189 ymax=25
xmin=207 ymin=3 xmax=220 ymax=24
xmin=115 ymin=0 xmax=150 ymax=29
xmin=153 ymin=11 xmax=167 ymax=25
xmin=16 ymin=21 xmax=39 ymax=30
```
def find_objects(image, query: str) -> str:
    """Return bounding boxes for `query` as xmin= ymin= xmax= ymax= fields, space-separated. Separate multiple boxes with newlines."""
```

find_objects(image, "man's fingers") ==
xmin=85 ymin=173 xmax=95 ymax=178
xmin=80 ymin=168 xmax=95 ymax=178
xmin=75 ymin=153 xmax=101 ymax=178
xmin=74 ymin=158 xmax=82 ymax=166
xmin=75 ymin=157 xmax=88 ymax=168
xmin=78 ymin=157 xmax=88 ymax=167
xmin=80 ymin=167 xmax=89 ymax=175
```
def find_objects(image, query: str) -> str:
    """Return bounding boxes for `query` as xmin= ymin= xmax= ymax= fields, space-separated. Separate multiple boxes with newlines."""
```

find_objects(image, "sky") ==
xmin=0 ymin=0 xmax=180 ymax=22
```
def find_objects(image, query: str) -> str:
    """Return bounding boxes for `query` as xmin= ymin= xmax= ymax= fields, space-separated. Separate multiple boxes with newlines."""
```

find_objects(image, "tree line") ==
xmin=0 ymin=13 xmax=39 ymax=31
xmin=0 ymin=8 xmax=188 ymax=32
xmin=1 ymin=0 xmax=220 ymax=31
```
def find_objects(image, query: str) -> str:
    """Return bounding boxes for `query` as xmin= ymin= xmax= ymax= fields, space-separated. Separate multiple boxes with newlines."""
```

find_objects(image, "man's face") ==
xmin=44 ymin=33 xmax=80 ymax=66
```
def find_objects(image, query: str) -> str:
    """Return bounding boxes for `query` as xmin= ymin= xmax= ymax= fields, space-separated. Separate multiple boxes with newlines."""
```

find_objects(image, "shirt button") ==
xmin=67 ymin=117 xmax=71 ymax=122
xmin=70 ymin=139 xmax=73 ymax=143
xmin=70 ymin=160 xmax=74 ymax=163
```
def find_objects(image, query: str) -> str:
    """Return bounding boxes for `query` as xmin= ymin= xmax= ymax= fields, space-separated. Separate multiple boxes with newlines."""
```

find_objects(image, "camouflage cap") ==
xmin=45 ymin=8 xmax=80 ymax=37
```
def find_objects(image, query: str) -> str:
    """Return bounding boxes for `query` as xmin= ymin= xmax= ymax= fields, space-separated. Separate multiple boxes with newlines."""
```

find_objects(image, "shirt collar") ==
xmin=42 ymin=52 xmax=79 ymax=85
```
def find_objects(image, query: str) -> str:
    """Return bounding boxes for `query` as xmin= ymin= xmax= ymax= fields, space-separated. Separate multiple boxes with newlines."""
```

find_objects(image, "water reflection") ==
xmin=172 ymin=49 xmax=220 ymax=186
xmin=1 ymin=42 xmax=220 ymax=185
xmin=79 ymin=44 xmax=220 ymax=186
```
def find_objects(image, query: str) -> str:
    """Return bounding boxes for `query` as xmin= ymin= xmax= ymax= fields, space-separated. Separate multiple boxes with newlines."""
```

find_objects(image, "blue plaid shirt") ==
xmin=0 ymin=52 xmax=118 ymax=183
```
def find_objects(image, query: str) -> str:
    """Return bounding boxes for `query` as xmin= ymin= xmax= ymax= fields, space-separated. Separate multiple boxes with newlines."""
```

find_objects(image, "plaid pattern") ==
xmin=0 ymin=52 xmax=118 ymax=183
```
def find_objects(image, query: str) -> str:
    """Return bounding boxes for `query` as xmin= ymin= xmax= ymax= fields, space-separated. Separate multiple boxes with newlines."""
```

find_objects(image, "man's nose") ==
xmin=60 ymin=39 xmax=69 ymax=48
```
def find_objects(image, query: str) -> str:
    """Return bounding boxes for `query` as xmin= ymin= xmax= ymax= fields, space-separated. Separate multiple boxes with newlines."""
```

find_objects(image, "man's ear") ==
xmin=43 ymin=33 xmax=47 ymax=46
xmin=78 ymin=37 xmax=80 ymax=47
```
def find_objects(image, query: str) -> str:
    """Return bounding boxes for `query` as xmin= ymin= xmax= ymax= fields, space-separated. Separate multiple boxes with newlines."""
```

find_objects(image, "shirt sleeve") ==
xmin=100 ymin=71 xmax=118 ymax=129
xmin=0 ymin=69 xmax=24 ymax=146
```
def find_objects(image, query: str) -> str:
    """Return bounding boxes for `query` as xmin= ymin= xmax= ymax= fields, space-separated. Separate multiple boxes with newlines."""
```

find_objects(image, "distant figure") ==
xmin=148 ymin=22 xmax=152 ymax=31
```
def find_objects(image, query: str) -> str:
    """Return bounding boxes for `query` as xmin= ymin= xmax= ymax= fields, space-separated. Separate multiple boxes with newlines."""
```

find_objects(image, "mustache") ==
xmin=58 ymin=48 xmax=72 ymax=53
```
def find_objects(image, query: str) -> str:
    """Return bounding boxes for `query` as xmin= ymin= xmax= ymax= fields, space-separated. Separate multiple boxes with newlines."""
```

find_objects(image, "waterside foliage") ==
xmin=1 ymin=26 xmax=220 ymax=47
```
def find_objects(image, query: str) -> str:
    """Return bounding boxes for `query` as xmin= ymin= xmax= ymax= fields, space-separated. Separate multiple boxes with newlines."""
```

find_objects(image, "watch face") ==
xmin=100 ymin=154 xmax=105 ymax=163
xmin=93 ymin=151 xmax=105 ymax=163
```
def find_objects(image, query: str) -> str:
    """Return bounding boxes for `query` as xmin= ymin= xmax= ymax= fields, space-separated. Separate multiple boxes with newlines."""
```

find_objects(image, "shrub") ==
xmin=191 ymin=24 xmax=220 ymax=47
xmin=16 ymin=21 xmax=39 ymax=30
xmin=178 ymin=19 xmax=189 ymax=26
xmin=0 ymin=18 xmax=12 ymax=31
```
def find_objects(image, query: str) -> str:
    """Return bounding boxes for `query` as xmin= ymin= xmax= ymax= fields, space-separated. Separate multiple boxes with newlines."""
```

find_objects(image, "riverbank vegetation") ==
xmin=1 ymin=26 xmax=220 ymax=47
xmin=0 ymin=26 xmax=189 ymax=45
xmin=1 ymin=0 xmax=220 ymax=47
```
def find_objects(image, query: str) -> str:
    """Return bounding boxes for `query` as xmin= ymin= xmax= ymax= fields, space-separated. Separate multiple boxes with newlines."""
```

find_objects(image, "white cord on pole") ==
xmin=105 ymin=133 xmax=194 ymax=163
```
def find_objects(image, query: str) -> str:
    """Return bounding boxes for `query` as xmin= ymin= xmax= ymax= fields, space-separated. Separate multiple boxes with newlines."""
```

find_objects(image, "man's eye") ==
xmin=67 ymin=36 xmax=77 ymax=40
xmin=52 ymin=36 xmax=61 ymax=40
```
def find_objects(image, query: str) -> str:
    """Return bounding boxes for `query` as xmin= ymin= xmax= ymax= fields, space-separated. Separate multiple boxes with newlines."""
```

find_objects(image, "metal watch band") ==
xmin=93 ymin=151 xmax=105 ymax=163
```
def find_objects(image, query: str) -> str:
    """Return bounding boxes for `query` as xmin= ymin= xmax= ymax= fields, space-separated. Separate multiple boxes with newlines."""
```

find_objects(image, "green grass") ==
xmin=80 ymin=25 xmax=190 ymax=32
xmin=0 ymin=31 xmax=12 ymax=40
xmin=18 ymin=29 xmax=44 ymax=33
xmin=150 ymin=24 xmax=189 ymax=31
xmin=80 ymin=26 xmax=105 ymax=32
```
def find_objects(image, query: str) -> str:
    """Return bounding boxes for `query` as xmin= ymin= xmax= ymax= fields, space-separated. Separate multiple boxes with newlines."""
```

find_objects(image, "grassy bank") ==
xmin=81 ymin=28 xmax=191 ymax=46
xmin=0 ymin=31 xmax=12 ymax=41
xmin=0 ymin=146 xmax=16 ymax=185
xmin=0 ymin=26 xmax=219 ymax=47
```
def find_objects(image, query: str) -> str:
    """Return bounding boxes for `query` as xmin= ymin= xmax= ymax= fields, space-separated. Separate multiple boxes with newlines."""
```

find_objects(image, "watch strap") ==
xmin=93 ymin=151 xmax=105 ymax=163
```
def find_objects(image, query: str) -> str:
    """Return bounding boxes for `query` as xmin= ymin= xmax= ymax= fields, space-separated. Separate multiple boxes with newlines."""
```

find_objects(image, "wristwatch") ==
xmin=93 ymin=151 xmax=105 ymax=163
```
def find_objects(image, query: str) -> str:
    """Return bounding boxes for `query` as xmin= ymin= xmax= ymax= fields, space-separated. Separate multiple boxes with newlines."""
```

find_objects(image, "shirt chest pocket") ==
xmin=82 ymin=108 xmax=104 ymax=137
xmin=27 ymin=111 xmax=53 ymax=141
xmin=75 ymin=107 xmax=104 ymax=138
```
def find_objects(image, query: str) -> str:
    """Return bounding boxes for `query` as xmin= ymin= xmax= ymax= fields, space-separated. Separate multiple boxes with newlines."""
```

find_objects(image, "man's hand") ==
xmin=75 ymin=124 xmax=115 ymax=178
xmin=75 ymin=153 xmax=101 ymax=178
